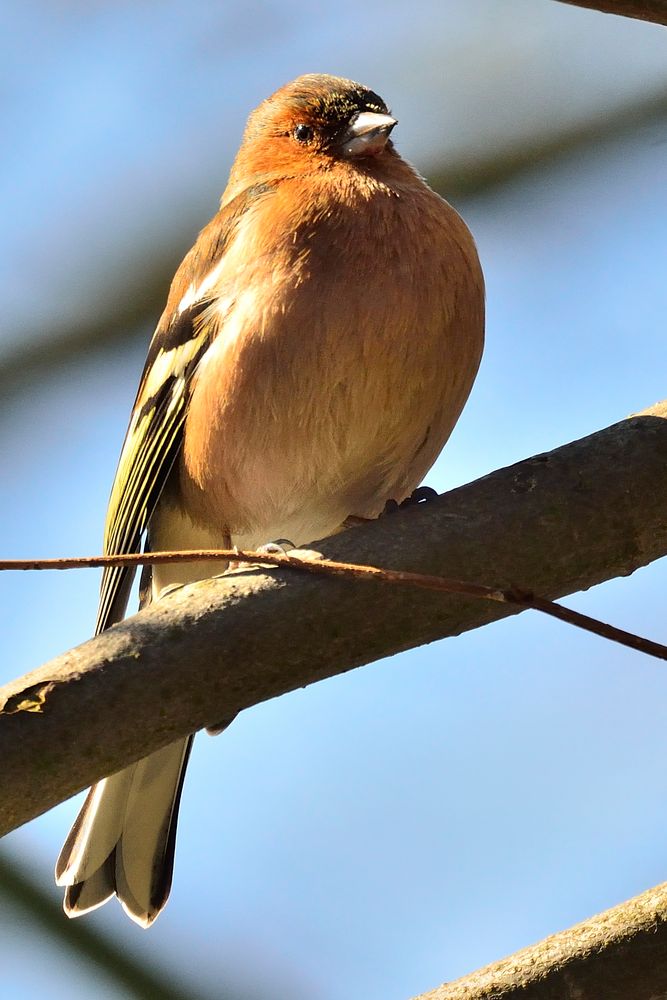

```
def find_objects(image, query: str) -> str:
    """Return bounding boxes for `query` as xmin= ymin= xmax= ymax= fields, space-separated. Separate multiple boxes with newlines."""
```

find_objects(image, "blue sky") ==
xmin=1 ymin=2 xmax=667 ymax=998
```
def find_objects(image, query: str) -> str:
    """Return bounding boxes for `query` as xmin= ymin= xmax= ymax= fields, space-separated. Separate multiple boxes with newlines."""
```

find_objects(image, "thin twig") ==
xmin=1 ymin=548 xmax=665 ymax=662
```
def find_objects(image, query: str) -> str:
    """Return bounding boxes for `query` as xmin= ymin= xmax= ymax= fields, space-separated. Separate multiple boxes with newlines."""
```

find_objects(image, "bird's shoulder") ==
xmin=134 ymin=181 xmax=275 ymax=394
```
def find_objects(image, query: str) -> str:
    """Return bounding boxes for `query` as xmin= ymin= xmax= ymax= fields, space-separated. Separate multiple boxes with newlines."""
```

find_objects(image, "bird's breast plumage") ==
xmin=154 ymin=164 xmax=484 ymax=560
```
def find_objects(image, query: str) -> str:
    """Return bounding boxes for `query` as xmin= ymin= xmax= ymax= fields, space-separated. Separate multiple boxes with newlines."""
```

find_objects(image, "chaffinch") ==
xmin=55 ymin=74 xmax=485 ymax=926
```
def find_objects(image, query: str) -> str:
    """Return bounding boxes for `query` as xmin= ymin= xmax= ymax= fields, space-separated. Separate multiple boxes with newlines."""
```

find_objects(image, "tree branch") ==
xmin=556 ymin=0 xmax=667 ymax=24
xmin=413 ymin=879 xmax=667 ymax=1000
xmin=1 ymin=401 xmax=666 ymax=838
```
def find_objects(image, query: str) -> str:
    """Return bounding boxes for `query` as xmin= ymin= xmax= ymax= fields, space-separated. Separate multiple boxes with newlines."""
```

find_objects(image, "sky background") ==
xmin=1 ymin=1 xmax=667 ymax=998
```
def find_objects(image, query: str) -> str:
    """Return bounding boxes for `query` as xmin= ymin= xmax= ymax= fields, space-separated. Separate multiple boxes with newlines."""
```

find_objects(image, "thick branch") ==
xmin=413 ymin=879 xmax=667 ymax=1000
xmin=557 ymin=0 xmax=667 ymax=24
xmin=1 ymin=402 xmax=666 ymax=838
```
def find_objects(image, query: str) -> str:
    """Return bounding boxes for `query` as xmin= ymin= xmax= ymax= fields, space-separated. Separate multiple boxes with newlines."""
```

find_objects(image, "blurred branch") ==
xmin=414 ymin=879 xmax=667 ymax=999
xmin=0 ymin=247 xmax=178 ymax=394
xmin=0 ymin=401 xmax=666 ymax=837
xmin=556 ymin=0 xmax=667 ymax=24
xmin=3 ymin=89 xmax=667 ymax=401
xmin=430 ymin=90 xmax=667 ymax=201
xmin=0 ymin=849 xmax=219 ymax=1000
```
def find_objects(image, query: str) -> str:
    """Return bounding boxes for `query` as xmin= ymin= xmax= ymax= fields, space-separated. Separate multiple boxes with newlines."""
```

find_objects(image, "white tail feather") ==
xmin=56 ymin=768 xmax=136 ymax=887
xmin=56 ymin=737 xmax=192 ymax=926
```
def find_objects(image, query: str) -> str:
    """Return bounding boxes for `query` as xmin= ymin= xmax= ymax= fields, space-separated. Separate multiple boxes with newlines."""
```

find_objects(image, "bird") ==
xmin=55 ymin=73 xmax=485 ymax=927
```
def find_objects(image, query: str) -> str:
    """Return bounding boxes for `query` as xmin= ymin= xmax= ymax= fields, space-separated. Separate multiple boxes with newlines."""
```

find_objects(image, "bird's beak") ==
xmin=340 ymin=111 xmax=397 ymax=157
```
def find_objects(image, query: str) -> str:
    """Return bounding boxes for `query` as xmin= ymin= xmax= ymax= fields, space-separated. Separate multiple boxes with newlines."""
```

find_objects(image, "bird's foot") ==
xmin=381 ymin=485 xmax=439 ymax=516
xmin=257 ymin=539 xmax=296 ymax=555
xmin=226 ymin=539 xmax=299 ymax=571
xmin=343 ymin=487 xmax=439 ymax=529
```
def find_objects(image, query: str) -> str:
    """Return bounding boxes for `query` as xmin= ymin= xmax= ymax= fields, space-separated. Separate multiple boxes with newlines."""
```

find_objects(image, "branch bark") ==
xmin=556 ymin=0 xmax=667 ymax=24
xmin=413 ymin=879 xmax=667 ymax=999
xmin=1 ymin=402 xmax=666 ymax=839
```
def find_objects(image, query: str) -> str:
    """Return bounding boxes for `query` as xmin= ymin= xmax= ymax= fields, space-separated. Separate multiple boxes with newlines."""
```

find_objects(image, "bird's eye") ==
xmin=293 ymin=124 xmax=313 ymax=143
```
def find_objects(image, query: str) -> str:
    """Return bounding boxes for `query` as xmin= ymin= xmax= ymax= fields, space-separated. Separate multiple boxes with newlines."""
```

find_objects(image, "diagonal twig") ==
xmin=1 ymin=548 xmax=666 ymax=662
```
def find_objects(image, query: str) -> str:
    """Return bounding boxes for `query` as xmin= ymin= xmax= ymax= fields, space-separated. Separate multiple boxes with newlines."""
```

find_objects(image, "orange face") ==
xmin=230 ymin=73 xmax=398 ymax=182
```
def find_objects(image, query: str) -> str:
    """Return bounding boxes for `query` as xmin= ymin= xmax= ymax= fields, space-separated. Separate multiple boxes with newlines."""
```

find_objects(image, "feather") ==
xmin=58 ymin=183 xmax=276 ymax=925
xmin=95 ymin=182 xmax=276 ymax=634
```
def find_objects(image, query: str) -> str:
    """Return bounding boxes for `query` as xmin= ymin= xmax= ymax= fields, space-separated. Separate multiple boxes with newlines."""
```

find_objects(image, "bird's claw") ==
xmin=257 ymin=539 xmax=296 ymax=555
xmin=381 ymin=486 xmax=439 ymax=516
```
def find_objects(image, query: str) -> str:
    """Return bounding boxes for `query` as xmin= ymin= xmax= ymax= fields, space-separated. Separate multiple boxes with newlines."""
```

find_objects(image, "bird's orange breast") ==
xmin=177 ymin=166 xmax=484 ymax=549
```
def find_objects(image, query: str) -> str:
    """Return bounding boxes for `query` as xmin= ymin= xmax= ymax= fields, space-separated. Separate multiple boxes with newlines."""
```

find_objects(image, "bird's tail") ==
xmin=55 ymin=736 xmax=193 ymax=927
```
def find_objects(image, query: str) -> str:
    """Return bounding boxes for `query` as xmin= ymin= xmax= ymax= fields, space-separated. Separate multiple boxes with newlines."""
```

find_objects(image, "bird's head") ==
xmin=230 ymin=74 xmax=398 ymax=184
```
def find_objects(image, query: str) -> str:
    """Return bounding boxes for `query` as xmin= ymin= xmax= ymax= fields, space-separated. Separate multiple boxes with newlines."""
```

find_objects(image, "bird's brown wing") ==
xmin=95 ymin=182 xmax=274 ymax=634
